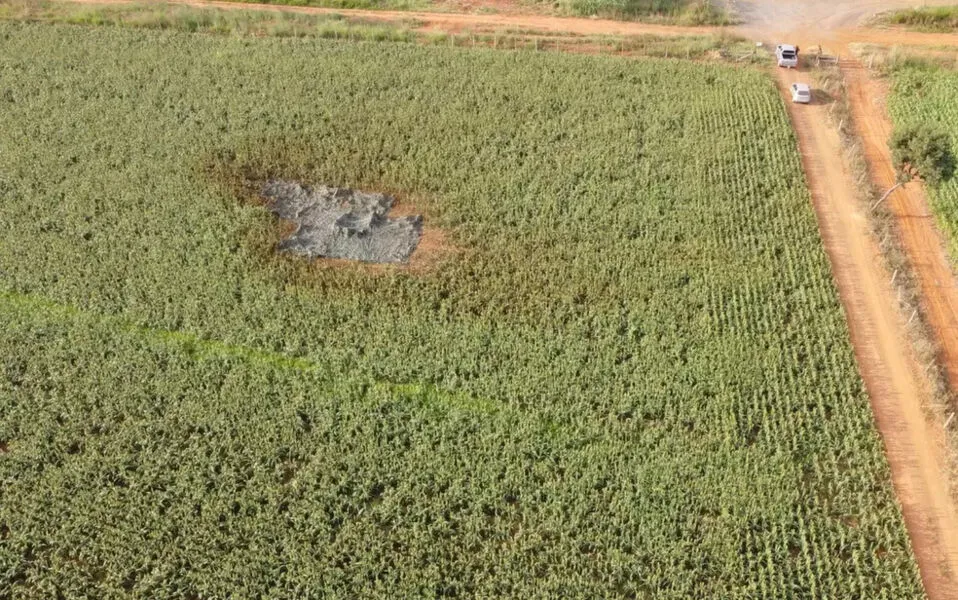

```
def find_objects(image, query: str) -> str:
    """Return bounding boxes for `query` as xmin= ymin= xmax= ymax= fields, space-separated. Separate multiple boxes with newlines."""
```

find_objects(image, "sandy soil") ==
xmin=738 ymin=0 xmax=915 ymax=35
xmin=47 ymin=0 xmax=958 ymax=597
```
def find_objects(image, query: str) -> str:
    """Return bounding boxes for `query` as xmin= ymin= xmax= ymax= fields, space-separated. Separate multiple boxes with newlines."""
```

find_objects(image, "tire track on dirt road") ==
xmin=776 ymin=66 xmax=958 ymax=600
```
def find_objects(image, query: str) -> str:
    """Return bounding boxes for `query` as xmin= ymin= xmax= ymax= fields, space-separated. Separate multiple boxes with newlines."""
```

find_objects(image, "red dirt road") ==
xmin=63 ymin=0 xmax=723 ymax=36
xmin=846 ymin=65 xmax=958 ymax=395
xmin=842 ymin=61 xmax=958 ymax=598
xmin=62 ymin=0 xmax=958 ymax=46
xmin=778 ymin=63 xmax=958 ymax=600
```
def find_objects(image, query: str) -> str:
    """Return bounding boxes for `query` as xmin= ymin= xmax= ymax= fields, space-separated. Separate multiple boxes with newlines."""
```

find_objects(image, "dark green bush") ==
xmin=891 ymin=125 xmax=954 ymax=184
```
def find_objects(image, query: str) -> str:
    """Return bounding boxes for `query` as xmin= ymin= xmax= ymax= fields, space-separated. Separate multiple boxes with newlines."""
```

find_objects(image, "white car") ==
xmin=776 ymin=44 xmax=799 ymax=68
xmin=791 ymin=83 xmax=811 ymax=104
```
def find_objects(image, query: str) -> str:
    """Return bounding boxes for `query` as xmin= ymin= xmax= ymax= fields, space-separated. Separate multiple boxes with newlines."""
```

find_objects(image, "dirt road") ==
xmin=66 ymin=0 xmax=723 ymax=36
xmin=841 ymin=59 xmax=958 ymax=598
xmin=845 ymin=67 xmax=958 ymax=391
xmin=48 ymin=0 xmax=958 ymax=597
xmin=778 ymin=63 xmax=958 ymax=600
xmin=739 ymin=0 xmax=911 ymax=31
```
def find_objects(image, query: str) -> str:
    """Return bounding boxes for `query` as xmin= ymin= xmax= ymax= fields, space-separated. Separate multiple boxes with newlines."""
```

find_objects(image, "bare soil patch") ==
xmin=258 ymin=188 xmax=453 ymax=276
xmin=200 ymin=145 xmax=455 ymax=279
xmin=261 ymin=181 xmax=423 ymax=264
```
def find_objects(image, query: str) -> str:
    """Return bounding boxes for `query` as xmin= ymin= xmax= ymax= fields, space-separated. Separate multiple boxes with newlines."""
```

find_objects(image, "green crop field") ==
xmin=878 ymin=5 xmax=958 ymax=31
xmin=0 ymin=21 xmax=921 ymax=598
xmin=888 ymin=67 xmax=958 ymax=259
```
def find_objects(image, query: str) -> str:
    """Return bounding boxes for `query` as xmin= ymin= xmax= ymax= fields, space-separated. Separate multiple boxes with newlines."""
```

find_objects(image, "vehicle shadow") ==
xmin=808 ymin=88 xmax=836 ymax=107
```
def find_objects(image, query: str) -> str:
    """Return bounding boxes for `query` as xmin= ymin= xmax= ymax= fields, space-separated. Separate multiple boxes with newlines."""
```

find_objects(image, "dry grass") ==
xmin=874 ymin=5 xmax=958 ymax=32
xmin=850 ymin=42 xmax=958 ymax=74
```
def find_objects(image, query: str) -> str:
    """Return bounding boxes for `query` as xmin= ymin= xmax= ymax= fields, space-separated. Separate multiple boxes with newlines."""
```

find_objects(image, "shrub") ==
xmin=891 ymin=125 xmax=954 ymax=184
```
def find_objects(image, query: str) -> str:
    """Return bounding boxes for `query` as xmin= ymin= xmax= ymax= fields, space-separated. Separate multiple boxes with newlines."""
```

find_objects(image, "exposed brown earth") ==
xmin=61 ymin=0 xmax=958 ymax=45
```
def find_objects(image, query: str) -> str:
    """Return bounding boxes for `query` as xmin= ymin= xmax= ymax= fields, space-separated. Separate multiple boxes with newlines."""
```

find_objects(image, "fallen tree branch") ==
xmin=871 ymin=182 xmax=903 ymax=211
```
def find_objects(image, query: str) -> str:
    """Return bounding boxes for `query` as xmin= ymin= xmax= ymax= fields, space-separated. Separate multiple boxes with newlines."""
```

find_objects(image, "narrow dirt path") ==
xmin=776 ymin=67 xmax=958 ymax=600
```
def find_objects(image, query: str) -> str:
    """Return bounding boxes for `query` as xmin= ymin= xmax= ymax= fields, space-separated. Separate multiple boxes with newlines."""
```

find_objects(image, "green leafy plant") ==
xmin=889 ymin=68 xmax=958 ymax=261
xmin=891 ymin=125 xmax=954 ymax=184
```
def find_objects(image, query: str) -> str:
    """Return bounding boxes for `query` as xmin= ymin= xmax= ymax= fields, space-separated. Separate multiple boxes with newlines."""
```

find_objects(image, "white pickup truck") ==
xmin=776 ymin=44 xmax=799 ymax=68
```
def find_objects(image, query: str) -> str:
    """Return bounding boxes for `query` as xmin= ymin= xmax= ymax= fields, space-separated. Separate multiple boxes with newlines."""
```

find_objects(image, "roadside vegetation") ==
xmin=0 ymin=0 xmax=754 ymax=58
xmin=558 ymin=0 xmax=732 ymax=23
xmin=216 ymin=0 xmax=734 ymax=23
xmin=891 ymin=125 xmax=954 ymax=184
xmin=886 ymin=65 xmax=958 ymax=253
xmin=814 ymin=58 xmax=957 ymax=479
xmin=876 ymin=5 xmax=958 ymax=31
xmin=0 ymin=0 xmax=420 ymax=40
xmin=191 ymin=0 xmax=427 ymax=10
xmin=851 ymin=42 xmax=958 ymax=74
xmin=0 ymin=20 xmax=922 ymax=596
xmin=851 ymin=44 xmax=958 ymax=255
